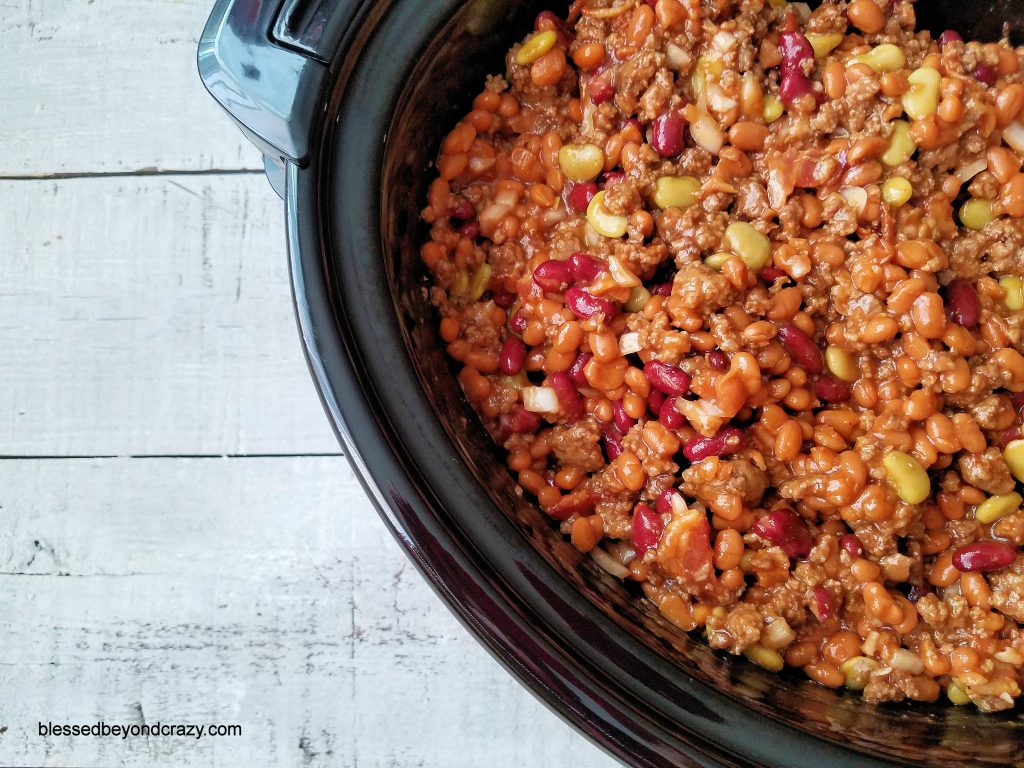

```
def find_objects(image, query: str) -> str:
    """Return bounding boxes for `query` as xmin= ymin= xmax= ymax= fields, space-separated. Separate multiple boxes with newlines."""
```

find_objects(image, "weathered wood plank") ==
xmin=0 ymin=175 xmax=340 ymax=455
xmin=0 ymin=0 xmax=262 ymax=175
xmin=0 ymin=457 xmax=617 ymax=767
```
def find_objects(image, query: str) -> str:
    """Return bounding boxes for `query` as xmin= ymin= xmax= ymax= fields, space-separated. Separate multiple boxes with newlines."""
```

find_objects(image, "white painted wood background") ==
xmin=0 ymin=2 xmax=619 ymax=766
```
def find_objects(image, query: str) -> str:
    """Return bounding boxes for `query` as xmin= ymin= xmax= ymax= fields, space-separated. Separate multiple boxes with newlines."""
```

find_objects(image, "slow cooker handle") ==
xmin=197 ymin=0 xmax=366 ymax=197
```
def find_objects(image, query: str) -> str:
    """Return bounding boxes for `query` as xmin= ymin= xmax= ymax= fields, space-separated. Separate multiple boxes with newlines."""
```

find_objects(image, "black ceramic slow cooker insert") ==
xmin=198 ymin=1 xmax=1024 ymax=765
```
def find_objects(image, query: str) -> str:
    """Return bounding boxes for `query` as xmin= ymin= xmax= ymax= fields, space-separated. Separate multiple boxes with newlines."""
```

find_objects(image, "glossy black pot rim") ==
xmin=200 ymin=1 xmax=1024 ymax=765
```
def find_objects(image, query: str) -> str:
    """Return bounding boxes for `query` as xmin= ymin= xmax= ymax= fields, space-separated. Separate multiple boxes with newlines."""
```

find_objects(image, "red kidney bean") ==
xmin=839 ymin=534 xmax=863 ymax=559
xmin=632 ymin=503 xmax=665 ymax=552
xmin=1012 ymin=391 xmax=1024 ymax=411
xmin=602 ymin=170 xmax=626 ymax=188
xmin=510 ymin=309 xmax=528 ymax=335
xmin=974 ymin=63 xmax=997 ymax=86
xmin=569 ymin=351 xmax=592 ymax=387
xmin=494 ymin=414 xmax=513 ymax=444
xmin=499 ymin=337 xmax=526 ymax=374
xmin=656 ymin=487 xmax=681 ymax=516
xmin=778 ymin=324 xmax=824 ymax=374
xmin=952 ymin=541 xmax=1017 ymax=572
xmin=612 ymin=399 xmax=636 ymax=434
xmin=759 ymin=264 xmax=786 ymax=282
xmin=548 ymin=372 xmax=584 ymax=421
xmin=945 ymin=279 xmax=980 ymax=329
xmin=588 ymin=74 xmax=614 ymax=104
xmin=753 ymin=508 xmax=814 ymax=558
xmin=451 ymin=199 xmax=475 ymax=221
xmin=565 ymin=286 xmax=614 ymax=319
xmin=647 ymin=389 xmax=666 ymax=417
xmin=998 ymin=426 xmax=1023 ymax=448
xmin=659 ymin=396 xmax=685 ymax=429
xmin=567 ymin=181 xmax=599 ymax=213
xmin=683 ymin=426 xmax=745 ymax=462
xmin=815 ymin=375 xmax=851 ymax=403
xmin=779 ymin=71 xmax=817 ymax=106
xmin=779 ymin=31 xmax=814 ymax=75
xmin=458 ymin=219 xmax=481 ymax=240
xmin=644 ymin=360 xmax=691 ymax=396
xmin=510 ymin=404 xmax=542 ymax=434
xmin=811 ymin=586 xmax=833 ymax=621
xmin=707 ymin=350 xmax=729 ymax=370
xmin=650 ymin=110 xmax=687 ymax=157
xmin=491 ymin=291 xmax=516 ymax=309
xmin=601 ymin=424 xmax=624 ymax=460
xmin=569 ymin=252 xmax=607 ymax=283
xmin=533 ymin=259 xmax=574 ymax=292
xmin=938 ymin=29 xmax=962 ymax=47
xmin=534 ymin=10 xmax=572 ymax=46
xmin=650 ymin=282 xmax=673 ymax=296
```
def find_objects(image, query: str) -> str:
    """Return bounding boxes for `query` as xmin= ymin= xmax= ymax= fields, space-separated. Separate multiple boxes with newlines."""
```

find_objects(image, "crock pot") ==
xmin=198 ymin=2 xmax=1024 ymax=764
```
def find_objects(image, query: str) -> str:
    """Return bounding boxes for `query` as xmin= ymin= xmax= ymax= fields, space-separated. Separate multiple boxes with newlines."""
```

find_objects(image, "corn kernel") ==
xmin=452 ymin=270 xmax=471 ymax=296
xmin=881 ymin=176 xmax=912 ymax=206
xmin=516 ymin=30 xmax=557 ymax=65
xmin=558 ymin=143 xmax=605 ymax=182
xmin=624 ymin=285 xmax=651 ymax=313
xmin=652 ymin=176 xmax=701 ymax=210
xmin=840 ymin=656 xmax=879 ymax=691
xmin=468 ymin=262 xmax=492 ymax=301
xmin=704 ymin=251 xmax=731 ymax=271
xmin=947 ymin=678 xmax=971 ymax=706
xmin=959 ymin=198 xmax=994 ymax=230
xmin=881 ymin=121 xmax=916 ymax=167
xmin=901 ymin=67 xmax=941 ymax=120
xmin=882 ymin=450 xmax=930 ymax=504
xmin=825 ymin=345 xmax=858 ymax=382
xmin=762 ymin=93 xmax=783 ymax=123
xmin=975 ymin=492 xmax=1022 ymax=524
xmin=1000 ymin=275 xmax=1024 ymax=310
xmin=743 ymin=644 xmax=785 ymax=672
xmin=586 ymin=190 xmax=628 ymax=238
xmin=1004 ymin=439 xmax=1024 ymax=482
xmin=724 ymin=221 xmax=771 ymax=270
xmin=806 ymin=33 xmax=844 ymax=59
xmin=856 ymin=43 xmax=906 ymax=73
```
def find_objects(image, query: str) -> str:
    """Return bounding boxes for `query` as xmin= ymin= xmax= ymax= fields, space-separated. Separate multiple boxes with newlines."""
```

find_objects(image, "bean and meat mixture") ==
xmin=420 ymin=0 xmax=1024 ymax=709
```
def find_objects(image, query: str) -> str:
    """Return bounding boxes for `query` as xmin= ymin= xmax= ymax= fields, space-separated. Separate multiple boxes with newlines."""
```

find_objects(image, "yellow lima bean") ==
xmin=856 ymin=44 xmax=906 ymax=73
xmin=881 ymin=121 xmax=916 ymax=167
xmin=825 ymin=346 xmax=858 ymax=382
xmin=960 ymin=199 xmax=994 ymax=230
xmin=516 ymin=30 xmax=556 ymax=65
xmin=840 ymin=656 xmax=879 ymax=691
xmin=586 ymin=191 xmax=628 ymax=238
xmin=975 ymin=492 xmax=1022 ymax=524
xmin=1004 ymin=439 xmax=1024 ymax=482
xmin=947 ymin=678 xmax=971 ymax=706
xmin=762 ymin=94 xmax=784 ymax=123
xmin=558 ymin=143 xmax=605 ymax=182
xmin=1000 ymin=275 xmax=1024 ymax=310
xmin=902 ymin=67 xmax=941 ymax=120
xmin=882 ymin=450 xmax=930 ymax=504
xmin=806 ymin=33 xmax=843 ymax=59
xmin=652 ymin=176 xmax=700 ymax=210
xmin=724 ymin=222 xmax=771 ymax=270
xmin=743 ymin=645 xmax=784 ymax=672
xmin=882 ymin=177 xmax=912 ymax=206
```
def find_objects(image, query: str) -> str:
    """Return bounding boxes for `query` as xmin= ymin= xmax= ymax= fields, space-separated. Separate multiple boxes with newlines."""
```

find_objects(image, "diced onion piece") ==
xmin=688 ymin=107 xmax=724 ymax=154
xmin=712 ymin=30 xmax=737 ymax=53
xmin=890 ymin=648 xmax=925 ymax=675
xmin=591 ymin=546 xmax=630 ymax=579
xmin=956 ymin=159 xmax=988 ymax=182
xmin=619 ymin=331 xmax=643 ymax=355
xmin=1004 ymin=120 xmax=1024 ymax=153
xmin=608 ymin=255 xmax=641 ymax=287
xmin=666 ymin=42 xmax=689 ymax=71
xmin=707 ymin=83 xmax=738 ymax=113
xmin=839 ymin=186 xmax=868 ymax=214
xmin=763 ymin=617 xmax=796 ymax=649
xmin=522 ymin=386 xmax=559 ymax=413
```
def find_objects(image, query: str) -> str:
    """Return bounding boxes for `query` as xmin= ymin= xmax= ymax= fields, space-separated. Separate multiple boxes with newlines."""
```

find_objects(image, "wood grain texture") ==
xmin=0 ymin=175 xmax=339 ymax=456
xmin=0 ymin=0 xmax=263 ymax=175
xmin=0 ymin=457 xmax=618 ymax=767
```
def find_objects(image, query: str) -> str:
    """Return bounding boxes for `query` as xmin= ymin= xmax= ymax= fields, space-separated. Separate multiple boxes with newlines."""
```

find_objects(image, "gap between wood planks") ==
xmin=0 ymin=168 xmax=266 ymax=181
